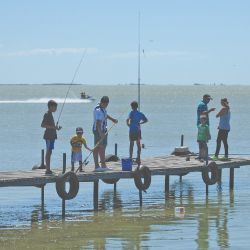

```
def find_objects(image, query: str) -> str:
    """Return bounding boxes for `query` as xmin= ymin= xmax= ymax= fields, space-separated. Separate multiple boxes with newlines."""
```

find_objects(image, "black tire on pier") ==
xmin=202 ymin=161 xmax=219 ymax=185
xmin=133 ymin=165 xmax=151 ymax=192
xmin=56 ymin=171 xmax=79 ymax=200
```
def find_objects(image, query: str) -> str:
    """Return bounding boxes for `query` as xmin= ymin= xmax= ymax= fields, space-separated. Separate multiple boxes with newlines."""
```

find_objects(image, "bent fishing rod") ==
xmin=75 ymin=109 xmax=128 ymax=173
xmin=56 ymin=49 xmax=88 ymax=126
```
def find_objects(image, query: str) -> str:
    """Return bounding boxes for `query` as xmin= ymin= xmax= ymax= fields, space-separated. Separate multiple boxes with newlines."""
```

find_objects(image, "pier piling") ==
xmin=114 ymin=143 xmax=118 ymax=191
xmin=40 ymin=149 xmax=46 ymax=169
xmin=206 ymin=184 xmax=209 ymax=195
xmin=115 ymin=143 xmax=118 ymax=157
xmin=93 ymin=181 xmax=99 ymax=211
xmin=165 ymin=175 xmax=170 ymax=196
xmin=41 ymin=185 xmax=45 ymax=209
xmin=230 ymin=168 xmax=234 ymax=190
xmin=181 ymin=135 xmax=184 ymax=146
xmin=62 ymin=153 xmax=66 ymax=218
xmin=139 ymin=190 xmax=143 ymax=206
xmin=217 ymin=169 xmax=222 ymax=190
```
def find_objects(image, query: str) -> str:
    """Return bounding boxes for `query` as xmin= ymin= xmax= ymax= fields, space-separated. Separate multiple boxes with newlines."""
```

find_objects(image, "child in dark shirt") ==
xmin=41 ymin=100 xmax=61 ymax=174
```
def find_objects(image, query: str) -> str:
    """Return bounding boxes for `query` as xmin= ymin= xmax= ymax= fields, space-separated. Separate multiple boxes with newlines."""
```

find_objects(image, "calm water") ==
xmin=0 ymin=84 xmax=250 ymax=249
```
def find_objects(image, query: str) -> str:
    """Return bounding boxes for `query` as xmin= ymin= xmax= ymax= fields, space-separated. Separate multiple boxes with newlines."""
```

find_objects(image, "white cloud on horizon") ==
xmin=2 ymin=47 xmax=98 ymax=57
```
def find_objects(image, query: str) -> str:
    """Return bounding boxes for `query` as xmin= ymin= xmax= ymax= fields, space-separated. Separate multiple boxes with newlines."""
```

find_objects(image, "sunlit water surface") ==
xmin=1 ymin=84 xmax=250 ymax=249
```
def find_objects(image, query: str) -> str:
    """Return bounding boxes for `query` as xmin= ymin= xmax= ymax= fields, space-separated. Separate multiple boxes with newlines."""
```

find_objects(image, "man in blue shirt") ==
xmin=197 ymin=94 xmax=216 ymax=126
xmin=126 ymin=101 xmax=148 ymax=164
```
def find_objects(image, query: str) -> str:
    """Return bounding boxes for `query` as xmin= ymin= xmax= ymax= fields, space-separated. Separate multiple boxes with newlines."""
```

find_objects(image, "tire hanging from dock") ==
xmin=56 ymin=171 xmax=79 ymax=200
xmin=202 ymin=161 xmax=219 ymax=185
xmin=102 ymin=154 xmax=120 ymax=185
xmin=133 ymin=165 xmax=151 ymax=192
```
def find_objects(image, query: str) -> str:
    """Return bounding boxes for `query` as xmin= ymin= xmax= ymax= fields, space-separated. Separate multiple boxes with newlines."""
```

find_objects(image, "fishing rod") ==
xmin=75 ymin=108 xmax=129 ymax=173
xmin=56 ymin=49 xmax=88 ymax=126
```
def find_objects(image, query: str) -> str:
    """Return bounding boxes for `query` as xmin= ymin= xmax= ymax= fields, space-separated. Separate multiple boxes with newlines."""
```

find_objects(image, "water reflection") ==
xmin=195 ymin=190 xmax=233 ymax=249
xmin=0 ymin=182 xmax=237 ymax=249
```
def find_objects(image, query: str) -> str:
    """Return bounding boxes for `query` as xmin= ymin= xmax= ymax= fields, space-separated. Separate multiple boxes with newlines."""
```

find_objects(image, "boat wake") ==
xmin=0 ymin=98 xmax=93 ymax=104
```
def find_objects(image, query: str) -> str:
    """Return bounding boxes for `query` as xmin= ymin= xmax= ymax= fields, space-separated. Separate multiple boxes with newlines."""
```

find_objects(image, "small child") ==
xmin=126 ymin=101 xmax=148 ymax=164
xmin=70 ymin=127 xmax=92 ymax=172
xmin=41 ymin=100 xmax=61 ymax=175
xmin=197 ymin=115 xmax=210 ymax=162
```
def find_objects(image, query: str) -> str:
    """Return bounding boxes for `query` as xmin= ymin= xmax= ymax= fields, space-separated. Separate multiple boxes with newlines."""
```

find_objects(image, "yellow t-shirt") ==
xmin=70 ymin=135 xmax=87 ymax=153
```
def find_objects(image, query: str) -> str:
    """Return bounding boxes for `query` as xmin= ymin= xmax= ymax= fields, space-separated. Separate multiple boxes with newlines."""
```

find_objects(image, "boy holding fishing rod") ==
xmin=41 ymin=100 xmax=62 ymax=174
xmin=70 ymin=127 xmax=92 ymax=172
xmin=93 ymin=96 xmax=118 ymax=171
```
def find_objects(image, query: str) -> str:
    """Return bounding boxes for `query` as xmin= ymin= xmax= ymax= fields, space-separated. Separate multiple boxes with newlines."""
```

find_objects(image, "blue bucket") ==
xmin=121 ymin=158 xmax=132 ymax=171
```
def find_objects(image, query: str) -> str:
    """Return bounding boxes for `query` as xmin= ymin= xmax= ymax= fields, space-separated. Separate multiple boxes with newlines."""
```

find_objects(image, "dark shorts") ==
xmin=93 ymin=130 xmax=107 ymax=146
xmin=45 ymin=139 xmax=55 ymax=151
xmin=129 ymin=130 xmax=142 ymax=141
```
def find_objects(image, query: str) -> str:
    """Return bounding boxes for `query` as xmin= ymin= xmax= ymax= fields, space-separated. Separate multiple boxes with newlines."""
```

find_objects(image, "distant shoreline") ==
xmin=0 ymin=83 xmax=250 ymax=86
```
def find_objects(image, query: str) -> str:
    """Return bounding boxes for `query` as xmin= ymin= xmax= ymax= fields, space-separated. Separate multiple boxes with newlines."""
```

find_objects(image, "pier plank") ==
xmin=1 ymin=155 xmax=250 ymax=187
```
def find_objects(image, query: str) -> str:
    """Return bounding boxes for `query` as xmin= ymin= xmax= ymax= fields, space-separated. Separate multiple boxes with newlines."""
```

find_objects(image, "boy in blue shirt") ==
xmin=126 ymin=101 xmax=148 ymax=164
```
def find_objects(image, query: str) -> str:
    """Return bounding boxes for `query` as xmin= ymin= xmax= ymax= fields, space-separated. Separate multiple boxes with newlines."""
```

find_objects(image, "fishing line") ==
xmin=56 ymin=49 xmax=88 ymax=126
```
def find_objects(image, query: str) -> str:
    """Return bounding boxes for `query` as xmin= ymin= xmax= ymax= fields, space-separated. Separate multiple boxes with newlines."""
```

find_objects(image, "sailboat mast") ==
xmin=137 ymin=12 xmax=141 ymax=111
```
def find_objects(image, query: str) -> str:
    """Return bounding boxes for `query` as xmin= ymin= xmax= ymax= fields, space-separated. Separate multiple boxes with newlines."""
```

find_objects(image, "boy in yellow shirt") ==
xmin=70 ymin=127 xmax=92 ymax=172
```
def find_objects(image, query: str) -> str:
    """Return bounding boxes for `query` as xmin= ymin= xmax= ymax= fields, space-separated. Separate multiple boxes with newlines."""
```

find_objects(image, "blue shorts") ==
xmin=45 ymin=140 xmax=55 ymax=151
xmin=71 ymin=152 xmax=82 ymax=163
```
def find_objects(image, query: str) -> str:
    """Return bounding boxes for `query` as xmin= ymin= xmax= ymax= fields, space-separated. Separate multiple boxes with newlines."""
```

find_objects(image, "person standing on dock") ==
xmin=197 ymin=94 xmax=216 ymax=126
xmin=41 ymin=100 xmax=61 ymax=175
xmin=212 ymin=98 xmax=231 ymax=161
xmin=70 ymin=127 xmax=92 ymax=172
xmin=93 ymin=96 xmax=118 ymax=171
xmin=197 ymin=115 xmax=210 ymax=162
xmin=126 ymin=101 xmax=148 ymax=164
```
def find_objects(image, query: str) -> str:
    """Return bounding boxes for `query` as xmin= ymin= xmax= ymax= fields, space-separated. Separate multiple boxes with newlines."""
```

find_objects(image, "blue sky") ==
xmin=0 ymin=0 xmax=250 ymax=85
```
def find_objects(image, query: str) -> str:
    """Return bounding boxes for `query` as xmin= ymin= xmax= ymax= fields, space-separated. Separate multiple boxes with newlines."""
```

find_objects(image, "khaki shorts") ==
xmin=93 ymin=130 xmax=107 ymax=146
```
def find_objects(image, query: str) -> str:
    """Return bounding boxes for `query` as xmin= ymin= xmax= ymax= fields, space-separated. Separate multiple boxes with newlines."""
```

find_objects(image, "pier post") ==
xmin=62 ymin=153 xmax=66 ymax=219
xmin=179 ymin=175 xmax=182 ymax=182
xmin=114 ymin=143 xmax=118 ymax=191
xmin=181 ymin=135 xmax=184 ymax=146
xmin=206 ymin=184 xmax=209 ymax=195
xmin=139 ymin=190 xmax=143 ymax=206
xmin=93 ymin=180 xmax=99 ymax=211
xmin=229 ymin=168 xmax=234 ymax=190
xmin=40 ymin=149 xmax=46 ymax=168
xmin=165 ymin=175 xmax=170 ymax=196
xmin=179 ymin=135 xmax=184 ymax=182
xmin=217 ymin=169 xmax=222 ymax=190
xmin=63 ymin=153 xmax=66 ymax=174
xmin=115 ymin=143 xmax=118 ymax=156
xmin=41 ymin=185 xmax=45 ymax=209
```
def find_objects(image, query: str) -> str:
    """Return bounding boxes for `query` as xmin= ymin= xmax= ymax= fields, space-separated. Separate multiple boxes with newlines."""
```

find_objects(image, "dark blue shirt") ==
xmin=128 ymin=110 xmax=147 ymax=133
xmin=197 ymin=101 xmax=209 ymax=126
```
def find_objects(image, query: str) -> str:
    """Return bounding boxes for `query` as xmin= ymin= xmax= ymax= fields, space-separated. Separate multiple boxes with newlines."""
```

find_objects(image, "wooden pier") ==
xmin=1 ymin=154 xmax=250 ymax=217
